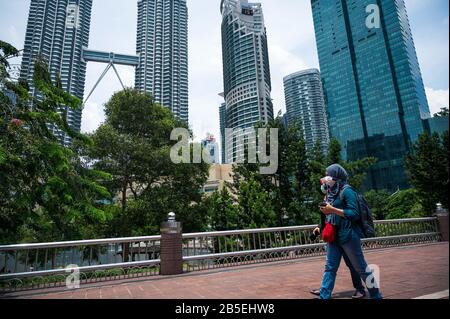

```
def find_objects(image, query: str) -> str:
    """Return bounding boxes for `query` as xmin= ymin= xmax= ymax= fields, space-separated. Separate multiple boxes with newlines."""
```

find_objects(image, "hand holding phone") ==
xmin=319 ymin=202 xmax=328 ymax=207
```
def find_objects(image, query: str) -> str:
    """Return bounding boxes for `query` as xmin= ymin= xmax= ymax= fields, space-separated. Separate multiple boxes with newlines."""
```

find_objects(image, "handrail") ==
xmin=0 ymin=235 xmax=161 ymax=251
xmin=0 ymin=217 xmax=438 ymax=250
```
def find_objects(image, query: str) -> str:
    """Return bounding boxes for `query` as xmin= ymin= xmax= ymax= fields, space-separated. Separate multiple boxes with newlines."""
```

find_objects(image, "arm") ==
xmin=320 ymin=189 xmax=360 ymax=221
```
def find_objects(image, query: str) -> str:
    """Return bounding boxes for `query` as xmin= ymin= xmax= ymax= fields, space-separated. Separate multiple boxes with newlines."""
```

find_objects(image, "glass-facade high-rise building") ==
xmin=201 ymin=134 xmax=220 ymax=164
xmin=311 ymin=0 xmax=431 ymax=191
xmin=135 ymin=0 xmax=189 ymax=123
xmin=20 ymin=0 xmax=92 ymax=145
xmin=283 ymin=69 xmax=330 ymax=154
xmin=220 ymin=0 xmax=273 ymax=163
xmin=219 ymin=102 xmax=226 ymax=164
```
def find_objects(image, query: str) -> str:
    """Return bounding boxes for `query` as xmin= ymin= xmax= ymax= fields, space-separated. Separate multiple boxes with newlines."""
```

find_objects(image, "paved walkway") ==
xmin=4 ymin=242 xmax=449 ymax=299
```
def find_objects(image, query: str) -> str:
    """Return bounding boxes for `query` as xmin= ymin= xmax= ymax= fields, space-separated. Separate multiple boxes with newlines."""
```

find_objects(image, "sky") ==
xmin=1 ymin=0 xmax=449 ymax=143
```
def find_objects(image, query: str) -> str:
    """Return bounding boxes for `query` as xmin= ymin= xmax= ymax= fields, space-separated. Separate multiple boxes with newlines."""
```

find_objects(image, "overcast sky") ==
xmin=1 ymin=0 xmax=449 ymax=142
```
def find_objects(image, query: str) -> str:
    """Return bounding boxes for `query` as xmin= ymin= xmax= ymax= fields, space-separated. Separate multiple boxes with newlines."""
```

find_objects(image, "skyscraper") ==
xmin=220 ymin=0 xmax=273 ymax=163
xmin=219 ymin=102 xmax=226 ymax=163
xmin=135 ymin=0 xmax=189 ymax=123
xmin=311 ymin=0 xmax=431 ymax=191
xmin=283 ymin=69 xmax=330 ymax=154
xmin=20 ymin=0 xmax=92 ymax=145
xmin=201 ymin=133 xmax=220 ymax=164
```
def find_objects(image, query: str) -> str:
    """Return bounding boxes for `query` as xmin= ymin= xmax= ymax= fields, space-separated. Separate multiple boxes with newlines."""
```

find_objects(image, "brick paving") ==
xmin=3 ymin=242 xmax=449 ymax=299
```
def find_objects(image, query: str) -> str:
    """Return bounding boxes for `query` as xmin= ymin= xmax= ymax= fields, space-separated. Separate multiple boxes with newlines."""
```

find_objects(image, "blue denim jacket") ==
xmin=330 ymin=187 xmax=364 ymax=245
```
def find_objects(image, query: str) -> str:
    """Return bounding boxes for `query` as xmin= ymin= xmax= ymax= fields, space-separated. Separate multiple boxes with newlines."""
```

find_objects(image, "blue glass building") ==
xmin=425 ymin=116 xmax=449 ymax=136
xmin=311 ymin=0 xmax=431 ymax=191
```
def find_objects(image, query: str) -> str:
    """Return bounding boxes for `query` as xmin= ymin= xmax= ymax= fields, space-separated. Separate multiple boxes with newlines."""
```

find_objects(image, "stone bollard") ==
xmin=434 ymin=203 xmax=449 ymax=242
xmin=160 ymin=212 xmax=183 ymax=275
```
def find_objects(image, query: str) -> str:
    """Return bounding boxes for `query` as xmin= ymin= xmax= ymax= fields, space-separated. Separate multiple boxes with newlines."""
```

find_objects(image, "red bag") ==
xmin=322 ymin=223 xmax=336 ymax=243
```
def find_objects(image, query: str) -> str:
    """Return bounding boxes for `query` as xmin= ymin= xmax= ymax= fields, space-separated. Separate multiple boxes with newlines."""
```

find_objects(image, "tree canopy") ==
xmin=1 ymin=44 xmax=111 ymax=244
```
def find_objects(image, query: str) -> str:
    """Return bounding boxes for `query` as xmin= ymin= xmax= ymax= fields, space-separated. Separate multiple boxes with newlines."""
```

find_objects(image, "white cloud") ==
xmin=81 ymin=101 xmax=105 ymax=133
xmin=426 ymin=87 xmax=449 ymax=115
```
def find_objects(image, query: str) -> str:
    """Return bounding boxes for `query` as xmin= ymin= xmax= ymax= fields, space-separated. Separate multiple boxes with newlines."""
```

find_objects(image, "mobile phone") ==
xmin=319 ymin=202 xmax=328 ymax=207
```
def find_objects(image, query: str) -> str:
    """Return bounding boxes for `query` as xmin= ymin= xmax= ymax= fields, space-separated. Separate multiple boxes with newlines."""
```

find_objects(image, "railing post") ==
xmin=160 ymin=212 xmax=183 ymax=275
xmin=434 ymin=203 xmax=449 ymax=242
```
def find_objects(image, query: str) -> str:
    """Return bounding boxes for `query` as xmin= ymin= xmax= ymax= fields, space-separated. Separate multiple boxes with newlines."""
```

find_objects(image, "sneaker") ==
xmin=309 ymin=289 xmax=321 ymax=296
xmin=352 ymin=290 xmax=366 ymax=299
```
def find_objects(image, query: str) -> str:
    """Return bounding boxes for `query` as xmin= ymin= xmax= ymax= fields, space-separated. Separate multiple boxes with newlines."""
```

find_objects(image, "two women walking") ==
xmin=315 ymin=164 xmax=383 ymax=299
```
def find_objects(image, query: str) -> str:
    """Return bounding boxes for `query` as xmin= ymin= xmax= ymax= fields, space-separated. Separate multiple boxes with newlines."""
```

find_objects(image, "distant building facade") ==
xmin=425 ymin=116 xmax=449 ymax=136
xmin=311 ymin=0 xmax=431 ymax=191
xmin=135 ymin=0 xmax=189 ymax=123
xmin=201 ymin=133 xmax=220 ymax=164
xmin=20 ymin=0 xmax=93 ymax=146
xmin=220 ymin=0 xmax=273 ymax=163
xmin=202 ymin=164 xmax=234 ymax=194
xmin=283 ymin=69 xmax=330 ymax=154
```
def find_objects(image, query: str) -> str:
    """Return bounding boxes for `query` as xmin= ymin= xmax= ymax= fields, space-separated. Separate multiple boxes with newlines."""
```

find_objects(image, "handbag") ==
xmin=322 ymin=214 xmax=337 ymax=243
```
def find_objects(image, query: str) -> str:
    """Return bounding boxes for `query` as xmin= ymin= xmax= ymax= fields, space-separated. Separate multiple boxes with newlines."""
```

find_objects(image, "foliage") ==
xmin=225 ymin=115 xmax=377 ymax=229
xmin=88 ymin=88 xmax=210 ymax=237
xmin=434 ymin=107 xmax=449 ymax=117
xmin=384 ymin=189 xmax=426 ymax=220
xmin=0 ymin=41 xmax=111 ymax=244
xmin=237 ymin=174 xmax=277 ymax=229
xmin=364 ymin=189 xmax=391 ymax=220
xmin=405 ymin=131 xmax=449 ymax=214
xmin=203 ymin=188 xmax=240 ymax=231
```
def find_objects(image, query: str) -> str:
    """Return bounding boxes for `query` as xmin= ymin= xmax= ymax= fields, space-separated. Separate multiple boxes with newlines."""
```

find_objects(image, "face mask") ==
xmin=321 ymin=184 xmax=328 ymax=194
xmin=320 ymin=176 xmax=336 ymax=187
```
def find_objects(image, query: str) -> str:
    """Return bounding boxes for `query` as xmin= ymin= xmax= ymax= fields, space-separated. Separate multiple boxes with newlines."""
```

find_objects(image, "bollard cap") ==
xmin=168 ymin=212 xmax=176 ymax=221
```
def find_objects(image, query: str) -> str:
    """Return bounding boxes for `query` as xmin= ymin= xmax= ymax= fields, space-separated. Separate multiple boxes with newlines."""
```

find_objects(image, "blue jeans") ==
xmin=342 ymin=251 xmax=364 ymax=292
xmin=320 ymin=230 xmax=383 ymax=299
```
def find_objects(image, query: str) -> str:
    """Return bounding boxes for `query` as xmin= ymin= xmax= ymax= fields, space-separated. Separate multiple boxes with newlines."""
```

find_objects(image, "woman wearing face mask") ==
xmin=309 ymin=177 xmax=366 ymax=299
xmin=317 ymin=164 xmax=382 ymax=299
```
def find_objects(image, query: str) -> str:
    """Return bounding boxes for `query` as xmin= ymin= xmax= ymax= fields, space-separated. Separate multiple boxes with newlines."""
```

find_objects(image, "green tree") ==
xmin=229 ymin=116 xmax=314 ymax=227
xmin=88 ymin=89 xmax=210 ymax=238
xmin=384 ymin=189 xmax=425 ymax=220
xmin=203 ymin=188 xmax=240 ymax=231
xmin=364 ymin=189 xmax=391 ymax=220
xmin=405 ymin=131 xmax=449 ymax=214
xmin=0 ymin=42 xmax=111 ymax=244
xmin=326 ymin=138 xmax=342 ymax=165
xmin=434 ymin=107 xmax=449 ymax=117
xmin=237 ymin=174 xmax=277 ymax=229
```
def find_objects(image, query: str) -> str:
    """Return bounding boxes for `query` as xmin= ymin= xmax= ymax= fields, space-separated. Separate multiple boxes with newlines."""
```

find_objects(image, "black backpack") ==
xmin=340 ymin=185 xmax=376 ymax=238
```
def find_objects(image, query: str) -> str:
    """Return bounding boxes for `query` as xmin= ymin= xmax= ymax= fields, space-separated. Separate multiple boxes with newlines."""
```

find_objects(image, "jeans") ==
xmin=342 ymin=251 xmax=364 ymax=292
xmin=320 ymin=230 xmax=383 ymax=299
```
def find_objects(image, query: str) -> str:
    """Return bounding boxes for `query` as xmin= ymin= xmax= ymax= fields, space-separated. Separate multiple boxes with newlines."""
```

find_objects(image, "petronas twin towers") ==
xmin=20 ymin=0 xmax=189 ymax=145
xmin=135 ymin=0 xmax=189 ymax=123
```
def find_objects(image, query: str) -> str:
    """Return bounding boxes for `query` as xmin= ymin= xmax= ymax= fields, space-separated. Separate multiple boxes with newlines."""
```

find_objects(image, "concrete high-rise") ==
xmin=135 ymin=0 xmax=189 ymax=123
xmin=283 ymin=69 xmax=330 ymax=154
xmin=220 ymin=0 xmax=273 ymax=163
xmin=311 ymin=0 xmax=431 ymax=191
xmin=20 ymin=0 xmax=92 ymax=145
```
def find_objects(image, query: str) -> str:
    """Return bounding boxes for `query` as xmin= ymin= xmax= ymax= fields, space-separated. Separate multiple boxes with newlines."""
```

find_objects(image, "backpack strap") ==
xmin=339 ymin=184 xmax=353 ymax=202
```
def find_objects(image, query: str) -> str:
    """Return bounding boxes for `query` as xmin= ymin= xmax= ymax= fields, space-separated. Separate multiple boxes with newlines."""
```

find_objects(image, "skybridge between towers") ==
xmin=82 ymin=48 xmax=139 ymax=105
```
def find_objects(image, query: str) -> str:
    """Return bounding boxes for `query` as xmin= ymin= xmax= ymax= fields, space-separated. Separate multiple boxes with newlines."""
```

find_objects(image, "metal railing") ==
xmin=0 ymin=235 xmax=161 ymax=292
xmin=0 ymin=217 xmax=441 ymax=292
xmin=181 ymin=217 xmax=441 ymax=272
